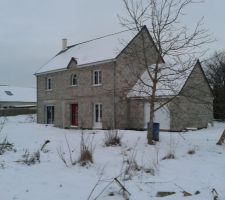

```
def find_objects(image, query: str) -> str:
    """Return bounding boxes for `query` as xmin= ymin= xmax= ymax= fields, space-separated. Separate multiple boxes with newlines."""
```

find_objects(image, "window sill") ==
xmin=92 ymin=84 xmax=102 ymax=87
xmin=46 ymin=89 xmax=53 ymax=92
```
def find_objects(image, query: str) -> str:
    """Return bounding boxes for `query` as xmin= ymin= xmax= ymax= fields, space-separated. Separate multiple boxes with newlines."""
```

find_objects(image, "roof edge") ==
xmin=116 ymin=25 xmax=164 ymax=63
xmin=35 ymin=58 xmax=116 ymax=76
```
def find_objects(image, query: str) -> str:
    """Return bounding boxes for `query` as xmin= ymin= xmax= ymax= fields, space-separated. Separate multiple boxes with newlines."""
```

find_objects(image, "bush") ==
xmin=0 ymin=137 xmax=14 ymax=155
xmin=57 ymin=132 xmax=94 ymax=167
xmin=187 ymin=149 xmax=196 ymax=155
xmin=104 ymin=130 xmax=122 ymax=147
xmin=162 ymin=153 xmax=175 ymax=160
xmin=17 ymin=149 xmax=40 ymax=166
xmin=78 ymin=131 xmax=94 ymax=166
xmin=124 ymin=156 xmax=141 ymax=178
xmin=79 ymin=147 xmax=93 ymax=166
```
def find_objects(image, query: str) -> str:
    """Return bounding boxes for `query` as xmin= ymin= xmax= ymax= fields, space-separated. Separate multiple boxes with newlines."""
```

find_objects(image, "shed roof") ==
xmin=127 ymin=60 xmax=212 ymax=98
xmin=127 ymin=63 xmax=194 ymax=97
xmin=0 ymin=86 xmax=36 ymax=103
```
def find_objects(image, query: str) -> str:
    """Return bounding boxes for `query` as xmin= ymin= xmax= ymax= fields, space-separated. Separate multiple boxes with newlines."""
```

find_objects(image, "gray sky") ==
xmin=0 ymin=0 xmax=224 ymax=87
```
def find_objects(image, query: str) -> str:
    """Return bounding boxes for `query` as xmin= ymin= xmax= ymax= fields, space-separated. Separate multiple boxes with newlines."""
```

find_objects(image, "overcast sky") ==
xmin=0 ymin=0 xmax=224 ymax=87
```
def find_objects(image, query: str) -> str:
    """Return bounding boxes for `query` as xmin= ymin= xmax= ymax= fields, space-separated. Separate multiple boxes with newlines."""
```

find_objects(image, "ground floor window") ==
xmin=94 ymin=103 xmax=102 ymax=123
xmin=46 ymin=106 xmax=54 ymax=124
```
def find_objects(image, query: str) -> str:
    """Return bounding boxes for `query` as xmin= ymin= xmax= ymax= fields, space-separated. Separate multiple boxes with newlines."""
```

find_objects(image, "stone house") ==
xmin=35 ymin=26 xmax=213 ymax=131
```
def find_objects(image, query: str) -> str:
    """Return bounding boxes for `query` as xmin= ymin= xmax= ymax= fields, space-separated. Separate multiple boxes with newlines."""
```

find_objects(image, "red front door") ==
xmin=71 ymin=104 xmax=78 ymax=126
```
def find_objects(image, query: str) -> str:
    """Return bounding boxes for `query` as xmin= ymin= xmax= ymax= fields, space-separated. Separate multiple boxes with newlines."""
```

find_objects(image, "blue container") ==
xmin=153 ymin=122 xmax=160 ymax=141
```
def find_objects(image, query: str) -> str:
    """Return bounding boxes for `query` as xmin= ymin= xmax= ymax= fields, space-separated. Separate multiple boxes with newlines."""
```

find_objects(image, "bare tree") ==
xmin=204 ymin=51 xmax=225 ymax=120
xmin=119 ymin=0 xmax=212 ymax=144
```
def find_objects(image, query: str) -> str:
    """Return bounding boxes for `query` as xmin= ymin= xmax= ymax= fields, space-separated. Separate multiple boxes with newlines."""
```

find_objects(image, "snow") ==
xmin=127 ymin=63 xmax=193 ymax=97
xmin=0 ymin=86 xmax=36 ymax=102
xmin=36 ymin=30 xmax=136 ymax=74
xmin=1 ymin=115 xmax=225 ymax=200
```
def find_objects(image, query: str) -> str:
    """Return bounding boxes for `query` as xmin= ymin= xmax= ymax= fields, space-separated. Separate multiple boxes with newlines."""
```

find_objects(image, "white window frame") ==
xmin=93 ymin=103 xmax=103 ymax=129
xmin=45 ymin=105 xmax=55 ymax=124
xmin=94 ymin=103 xmax=102 ymax=123
xmin=71 ymin=74 xmax=77 ymax=86
xmin=93 ymin=70 xmax=102 ymax=86
xmin=46 ymin=77 xmax=52 ymax=91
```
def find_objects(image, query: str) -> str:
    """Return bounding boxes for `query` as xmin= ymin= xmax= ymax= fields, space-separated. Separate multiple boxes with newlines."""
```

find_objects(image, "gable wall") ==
xmin=169 ymin=63 xmax=213 ymax=131
xmin=114 ymin=28 xmax=162 ymax=129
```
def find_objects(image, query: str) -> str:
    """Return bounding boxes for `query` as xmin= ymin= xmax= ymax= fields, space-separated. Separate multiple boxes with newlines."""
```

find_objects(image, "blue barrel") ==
xmin=153 ymin=122 xmax=160 ymax=141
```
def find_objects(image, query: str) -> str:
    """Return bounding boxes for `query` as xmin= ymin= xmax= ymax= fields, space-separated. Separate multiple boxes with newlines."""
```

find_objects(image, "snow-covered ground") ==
xmin=0 ymin=115 xmax=225 ymax=200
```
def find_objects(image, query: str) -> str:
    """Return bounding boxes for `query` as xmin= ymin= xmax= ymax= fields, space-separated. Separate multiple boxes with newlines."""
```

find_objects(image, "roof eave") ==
xmin=34 ymin=58 xmax=116 ymax=76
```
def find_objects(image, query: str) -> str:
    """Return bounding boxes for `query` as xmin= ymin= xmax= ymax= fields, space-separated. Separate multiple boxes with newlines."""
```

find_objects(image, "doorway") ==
xmin=71 ymin=104 xmax=78 ymax=126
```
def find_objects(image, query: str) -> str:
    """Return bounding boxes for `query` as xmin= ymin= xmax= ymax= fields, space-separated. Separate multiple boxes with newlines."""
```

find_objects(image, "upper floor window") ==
xmin=71 ymin=74 xmax=77 ymax=86
xmin=93 ymin=70 xmax=102 ymax=85
xmin=46 ymin=77 xmax=52 ymax=90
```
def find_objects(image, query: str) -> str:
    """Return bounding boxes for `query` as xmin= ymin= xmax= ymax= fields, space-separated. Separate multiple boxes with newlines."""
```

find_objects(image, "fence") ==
xmin=0 ymin=107 xmax=36 ymax=116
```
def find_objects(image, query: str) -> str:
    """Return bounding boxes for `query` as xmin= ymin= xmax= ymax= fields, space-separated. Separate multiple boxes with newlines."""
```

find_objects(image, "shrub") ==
xmin=187 ymin=149 xmax=196 ymax=155
xmin=17 ymin=149 xmax=40 ymax=166
xmin=0 ymin=137 xmax=14 ymax=155
xmin=104 ymin=130 xmax=122 ymax=147
xmin=122 ymin=146 xmax=141 ymax=180
xmin=162 ymin=153 xmax=175 ymax=160
xmin=78 ymin=131 xmax=94 ymax=166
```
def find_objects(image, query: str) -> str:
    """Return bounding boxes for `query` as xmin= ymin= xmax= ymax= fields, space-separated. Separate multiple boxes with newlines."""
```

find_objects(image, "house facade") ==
xmin=36 ymin=26 xmax=160 ymax=129
xmin=36 ymin=26 xmax=213 ymax=131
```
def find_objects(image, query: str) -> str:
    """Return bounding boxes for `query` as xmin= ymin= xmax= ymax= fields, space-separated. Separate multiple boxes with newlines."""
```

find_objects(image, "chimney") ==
xmin=62 ymin=38 xmax=67 ymax=50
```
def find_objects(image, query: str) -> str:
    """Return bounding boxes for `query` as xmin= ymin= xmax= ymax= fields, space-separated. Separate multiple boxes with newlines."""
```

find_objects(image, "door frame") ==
xmin=71 ymin=103 xmax=78 ymax=127
xmin=144 ymin=102 xmax=170 ymax=130
xmin=93 ymin=103 xmax=102 ymax=129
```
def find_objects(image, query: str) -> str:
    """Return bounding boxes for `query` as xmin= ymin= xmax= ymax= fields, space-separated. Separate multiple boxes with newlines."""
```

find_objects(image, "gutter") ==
xmin=34 ymin=58 xmax=116 ymax=76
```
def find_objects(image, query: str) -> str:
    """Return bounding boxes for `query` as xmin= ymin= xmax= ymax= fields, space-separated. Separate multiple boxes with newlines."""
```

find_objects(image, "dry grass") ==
xmin=79 ymin=147 xmax=93 ymax=166
xmin=162 ymin=153 xmax=175 ymax=160
xmin=187 ymin=149 xmax=196 ymax=155
xmin=104 ymin=130 xmax=122 ymax=147
xmin=79 ymin=131 xmax=94 ymax=166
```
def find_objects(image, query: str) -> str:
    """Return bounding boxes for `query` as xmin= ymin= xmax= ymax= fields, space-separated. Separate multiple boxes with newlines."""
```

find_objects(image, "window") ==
xmin=5 ymin=91 xmax=13 ymax=96
xmin=94 ymin=103 xmax=102 ymax=123
xmin=71 ymin=74 xmax=77 ymax=86
xmin=46 ymin=77 xmax=52 ymax=90
xmin=93 ymin=70 xmax=102 ymax=85
xmin=46 ymin=106 xmax=54 ymax=124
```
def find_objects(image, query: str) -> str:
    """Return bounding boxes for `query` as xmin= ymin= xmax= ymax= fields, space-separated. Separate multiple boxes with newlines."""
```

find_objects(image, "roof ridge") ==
xmin=35 ymin=26 xmax=146 ymax=75
xmin=57 ymin=27 xmax=140 ymax=56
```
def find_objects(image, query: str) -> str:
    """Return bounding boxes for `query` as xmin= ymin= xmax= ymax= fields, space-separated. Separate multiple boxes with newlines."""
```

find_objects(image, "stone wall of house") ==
xmin=169 ymin=63 xmax=214 ymax=131
xmin=37 ymin=61 xmax=116 ymax=129
xmin=127 ymin=99 xmax=145 ymax=129
xmin=37 ymin=27 xmax=161 ymax=130
xmin=114 ymin=27 xmax=162 ymax=129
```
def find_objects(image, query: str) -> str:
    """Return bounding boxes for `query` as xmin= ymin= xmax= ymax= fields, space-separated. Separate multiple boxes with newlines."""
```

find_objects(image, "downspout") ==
xmin=113 ymin=61 xmax=117 ymax=129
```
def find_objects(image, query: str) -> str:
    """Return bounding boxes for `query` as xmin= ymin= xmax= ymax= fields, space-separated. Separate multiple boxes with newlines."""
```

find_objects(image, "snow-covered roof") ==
xmin=0 ymin=86 xmax=36 ymax=103
xmin=36 ymin=30 xmax=137 ymax=74
xmin=127 ymin=63 xmax=193 ymax=97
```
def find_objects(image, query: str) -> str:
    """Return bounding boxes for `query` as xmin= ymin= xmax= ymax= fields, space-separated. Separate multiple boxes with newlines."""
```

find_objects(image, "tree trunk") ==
xmin=147 ymin=93 xmax=156 ymax=145
xmin=147 ymin=107 xmax=154 ymax=144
